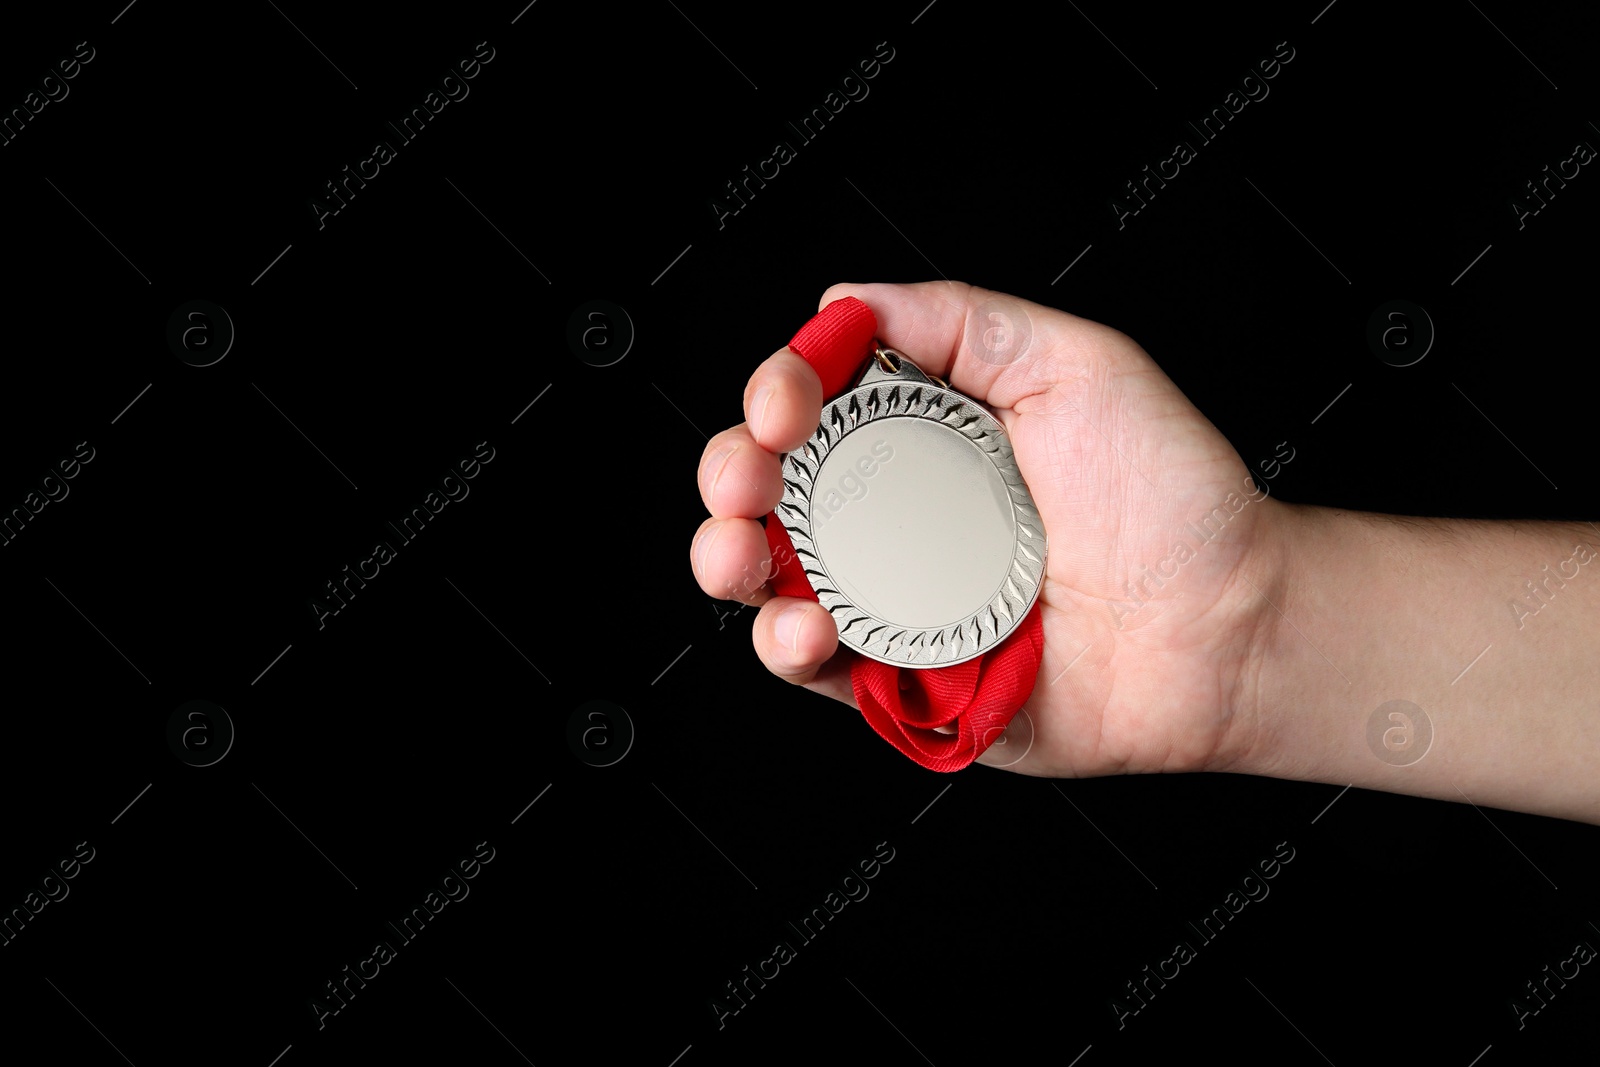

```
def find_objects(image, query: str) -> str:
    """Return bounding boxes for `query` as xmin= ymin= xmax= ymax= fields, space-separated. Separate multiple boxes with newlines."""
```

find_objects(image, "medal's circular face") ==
xmin=778 ymin=376 xmax=1046 ymax=667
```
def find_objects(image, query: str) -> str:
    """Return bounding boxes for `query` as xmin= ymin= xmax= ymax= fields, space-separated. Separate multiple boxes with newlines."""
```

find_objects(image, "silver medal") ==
xmin=778 ymin=345 xmax=1047 ymax=667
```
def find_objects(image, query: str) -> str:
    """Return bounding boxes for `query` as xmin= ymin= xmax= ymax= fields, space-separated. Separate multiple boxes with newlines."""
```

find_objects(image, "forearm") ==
xmin=1234 ymin=501 xmax=1600 ymax=824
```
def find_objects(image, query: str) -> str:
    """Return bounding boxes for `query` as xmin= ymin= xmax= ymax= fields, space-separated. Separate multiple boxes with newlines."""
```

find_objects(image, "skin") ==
xmin=691 ymin=281 xmax=1600 ymax=825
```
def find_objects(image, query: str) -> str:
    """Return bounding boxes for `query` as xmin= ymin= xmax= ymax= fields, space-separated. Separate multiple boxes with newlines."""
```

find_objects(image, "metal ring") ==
xmin=874 ymin=341 xmax=947 ymax=388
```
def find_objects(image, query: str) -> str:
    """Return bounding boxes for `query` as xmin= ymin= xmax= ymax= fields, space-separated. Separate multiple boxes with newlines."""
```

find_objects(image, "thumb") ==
xmin=816 ymin=280 xmax=1135 ymax=410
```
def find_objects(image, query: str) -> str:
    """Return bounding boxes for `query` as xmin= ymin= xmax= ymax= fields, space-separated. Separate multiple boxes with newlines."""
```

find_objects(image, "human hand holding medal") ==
xmin=691 ymin=282 xmax=1283 ymax=778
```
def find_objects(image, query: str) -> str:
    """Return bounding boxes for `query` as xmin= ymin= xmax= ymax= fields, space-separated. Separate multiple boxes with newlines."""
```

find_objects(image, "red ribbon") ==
xmin=763 ymin=297 xmax=1044 ymax=771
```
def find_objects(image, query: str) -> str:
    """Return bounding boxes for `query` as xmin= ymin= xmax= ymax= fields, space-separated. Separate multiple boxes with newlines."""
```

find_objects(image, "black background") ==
xmin=2 ymin=1 xmax=1597 ymax=1064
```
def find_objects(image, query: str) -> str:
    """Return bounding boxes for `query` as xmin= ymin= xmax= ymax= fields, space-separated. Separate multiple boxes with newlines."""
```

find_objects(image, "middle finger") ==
xmin=698 ymin=424 xmax=783 ymax=517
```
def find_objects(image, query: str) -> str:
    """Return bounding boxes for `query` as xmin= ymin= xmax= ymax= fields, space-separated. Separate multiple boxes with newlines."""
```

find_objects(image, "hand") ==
xmin=690 ymin=281 xmax=1285 ymax=777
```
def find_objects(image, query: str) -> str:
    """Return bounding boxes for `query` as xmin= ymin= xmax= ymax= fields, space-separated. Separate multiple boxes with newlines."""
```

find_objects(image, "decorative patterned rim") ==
xmin=777 ymin=380 xmax=1047 ymax=667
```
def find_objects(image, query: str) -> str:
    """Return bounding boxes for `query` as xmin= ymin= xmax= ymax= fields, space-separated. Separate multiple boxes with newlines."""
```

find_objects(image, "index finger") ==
xmin=742 ymin=347 xmax=823 ymax=455
xmin=742 ymin=293 xmax=882 ymax=453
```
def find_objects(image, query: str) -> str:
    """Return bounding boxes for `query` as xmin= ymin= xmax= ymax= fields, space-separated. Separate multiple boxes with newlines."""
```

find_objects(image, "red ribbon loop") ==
xmin=765 ymin=297 xmax=1044 ymax=771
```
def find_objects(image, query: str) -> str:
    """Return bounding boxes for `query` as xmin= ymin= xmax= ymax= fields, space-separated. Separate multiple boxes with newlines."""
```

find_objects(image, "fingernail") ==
xmin=694 ymin=521 xmax=725 ymax=580
xmin=703 ymin=445 xmax=737 ymax=506
xmin=773 ymin=603 xmax=808 ymax=654
xmin=749 ymin=386 xmax=773 ymax=444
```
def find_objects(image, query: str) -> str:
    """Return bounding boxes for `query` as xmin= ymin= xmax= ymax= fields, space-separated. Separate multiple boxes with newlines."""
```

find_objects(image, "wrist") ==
xmin=1216 ymin=503 xmax=1600 ymax=823
xmin=1207 ymin=495 xmax=1311 ymax=777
